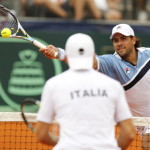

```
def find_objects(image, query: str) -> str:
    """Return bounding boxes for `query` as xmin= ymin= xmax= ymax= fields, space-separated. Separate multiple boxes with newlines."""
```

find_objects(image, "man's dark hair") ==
xmin=130 ymin=36 xmax=141 ymax=48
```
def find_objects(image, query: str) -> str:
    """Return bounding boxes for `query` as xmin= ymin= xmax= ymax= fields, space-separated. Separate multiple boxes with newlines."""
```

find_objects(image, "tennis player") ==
xmin=97 ymin=24 xmax=150 ymax=150
xmin=40 ymin=24 xmax=150 ymax=150
xmin=35 ymin=33 xmax=135 ymax=150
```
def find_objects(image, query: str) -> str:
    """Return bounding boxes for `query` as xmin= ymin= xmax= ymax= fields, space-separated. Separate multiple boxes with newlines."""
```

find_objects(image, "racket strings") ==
xmin=0 ymin=6 xmax=18 ymax=35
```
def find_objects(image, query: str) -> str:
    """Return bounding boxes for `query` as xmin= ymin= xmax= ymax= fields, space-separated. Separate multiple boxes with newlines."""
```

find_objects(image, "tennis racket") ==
xmin=0 ymin=5 xmax=58 ymax=57
xmin=21 ymin=98 xmax=40 ymax=132
xmin=21 ymin=98 xmax=59 ymax=136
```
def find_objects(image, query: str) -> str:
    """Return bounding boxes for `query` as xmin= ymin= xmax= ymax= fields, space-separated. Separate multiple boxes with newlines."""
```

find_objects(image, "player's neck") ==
xmin=123 ymin=49 xmax=138 ymax=66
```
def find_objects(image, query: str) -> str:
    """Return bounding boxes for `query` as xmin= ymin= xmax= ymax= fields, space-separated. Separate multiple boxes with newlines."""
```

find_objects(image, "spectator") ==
xmin=21 ymin=0 xmax=101 ymax=20
xmin=21 ymin=0 xmax=68 ymax=18
xmin=70 ymin=0 xmax=122 ymax=21
xmin=21 ymin=0 xmax=122 ymax=20
xmin=135 ymin=0 xmax=148 ymax=21
xmin=94 ymin=0 xmax=122 ymax=20
xmin=69 ymin=0 xmax=101 ymax=21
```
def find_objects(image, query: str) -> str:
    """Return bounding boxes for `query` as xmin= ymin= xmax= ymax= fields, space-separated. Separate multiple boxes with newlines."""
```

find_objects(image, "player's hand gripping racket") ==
xmin=21 ymin=98 xmax=60 ymax=137
xmin=0 ymin=5 xmax=58 ymax=57
xmin=21 ymin=98 xmax=40 ymax=132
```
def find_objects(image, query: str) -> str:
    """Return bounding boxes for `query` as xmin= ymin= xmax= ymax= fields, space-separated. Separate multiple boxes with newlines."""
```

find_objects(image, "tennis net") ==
xmin=0 ymin=112 xmax=150 ymax=150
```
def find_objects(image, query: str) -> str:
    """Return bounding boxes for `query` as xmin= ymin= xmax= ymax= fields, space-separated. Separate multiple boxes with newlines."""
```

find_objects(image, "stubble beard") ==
xmin=117 ymin=48 xmax=131 ymax=60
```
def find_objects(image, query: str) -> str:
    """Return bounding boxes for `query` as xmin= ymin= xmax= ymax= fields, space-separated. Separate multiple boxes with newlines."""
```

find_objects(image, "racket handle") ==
xmin=33 ymin=39 xmax=58 ymax=57
xmin=33 ymin=39 xmax=46 ymax=49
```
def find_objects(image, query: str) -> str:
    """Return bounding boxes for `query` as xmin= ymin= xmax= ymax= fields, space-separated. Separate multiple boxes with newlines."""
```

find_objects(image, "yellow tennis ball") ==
xmin=1 ymin=28 xmax=12 ymax=38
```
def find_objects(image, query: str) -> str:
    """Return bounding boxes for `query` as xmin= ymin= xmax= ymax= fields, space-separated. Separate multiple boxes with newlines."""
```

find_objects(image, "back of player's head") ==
xmin=65 ymin=33 xmax=95 ymax=70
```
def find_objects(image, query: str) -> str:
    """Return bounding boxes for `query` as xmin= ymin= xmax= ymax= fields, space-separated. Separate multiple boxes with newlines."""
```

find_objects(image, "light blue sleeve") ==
xmin=96 ymin=54 xmax=130 ymax=84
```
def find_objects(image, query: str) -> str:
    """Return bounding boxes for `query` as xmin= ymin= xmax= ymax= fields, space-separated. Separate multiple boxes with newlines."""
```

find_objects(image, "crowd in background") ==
xmin=0 ymin=0 xmax=149 ymax=21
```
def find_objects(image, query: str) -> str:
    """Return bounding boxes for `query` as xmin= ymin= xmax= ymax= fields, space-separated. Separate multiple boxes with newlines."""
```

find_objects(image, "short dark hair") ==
xmin=135 ymin=39 xmax=141 ymax=48
xmin=130 ymin=36 xmax=141 ymax=48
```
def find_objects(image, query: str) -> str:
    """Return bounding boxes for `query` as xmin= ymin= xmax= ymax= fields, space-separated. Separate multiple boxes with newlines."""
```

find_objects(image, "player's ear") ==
xmin=66 ymin=57 xmax=68 ymax=63
xmin=131 ymin=36 xmax=136 ymax=45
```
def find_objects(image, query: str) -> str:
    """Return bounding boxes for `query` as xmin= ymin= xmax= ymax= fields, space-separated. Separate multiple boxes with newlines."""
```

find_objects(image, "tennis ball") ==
xmin=1 ymin=28 xmax=12 ymax=38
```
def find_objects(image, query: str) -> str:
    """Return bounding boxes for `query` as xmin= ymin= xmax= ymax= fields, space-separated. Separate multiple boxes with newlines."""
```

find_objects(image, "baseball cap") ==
xmin=110 ymin=24 xmax=135 ymax=39
xmin=65 ymin=33 xmax=95 ymax=70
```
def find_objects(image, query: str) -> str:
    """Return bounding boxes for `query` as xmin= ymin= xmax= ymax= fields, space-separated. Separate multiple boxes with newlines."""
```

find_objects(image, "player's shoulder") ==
xmin=98 ymin=54 xmax=113 ymax=58
xmin=137 ymin=47 xmax=150 ymax=52
xmin=97 ymin=54 xmax=119 ymax=63
xmin=44 ymin=70 xmax=69 ymax=85
xmin=99 ymin=53 xmax=122 ymax=60
xmin=137 ymin=47 xmax=150 ymax=57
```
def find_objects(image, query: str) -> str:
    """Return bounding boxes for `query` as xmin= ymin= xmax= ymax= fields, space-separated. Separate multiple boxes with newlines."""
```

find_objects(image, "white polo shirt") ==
xmin=37 ymin=69 xmax=132 ymax=150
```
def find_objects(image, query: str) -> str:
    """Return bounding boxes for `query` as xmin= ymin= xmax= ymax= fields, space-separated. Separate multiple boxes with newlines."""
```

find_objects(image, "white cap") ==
xmin=65 ymin=33 xmax=95 ymax=70
xmin=110 ymin=24 xmax=135 ymax=39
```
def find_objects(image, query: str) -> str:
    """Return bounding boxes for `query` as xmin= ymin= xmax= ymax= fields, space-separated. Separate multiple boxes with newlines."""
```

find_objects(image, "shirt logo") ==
xmin=124 ymin=67 xmax=130 ymax=74
xmin=70 ymin=89 xmax=108 ymax=100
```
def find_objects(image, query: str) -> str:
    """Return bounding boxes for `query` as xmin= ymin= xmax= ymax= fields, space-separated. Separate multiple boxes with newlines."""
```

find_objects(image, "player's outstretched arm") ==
xmin=39 ymin=45 xmax=98 ymax=69
xmin=39 ymin=45 xmax=68 ymax=63
xmin=117 ymin=119 xmax=136 ymax=150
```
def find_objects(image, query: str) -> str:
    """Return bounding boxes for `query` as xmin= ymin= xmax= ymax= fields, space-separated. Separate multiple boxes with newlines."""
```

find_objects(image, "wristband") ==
xmin=57 ymin=48 xmax=65 ymax=61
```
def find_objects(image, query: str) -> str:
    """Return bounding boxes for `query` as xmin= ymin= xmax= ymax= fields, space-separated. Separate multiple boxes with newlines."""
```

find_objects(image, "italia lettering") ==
xmin=70 ymin=89 xmax=108 ymax=99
